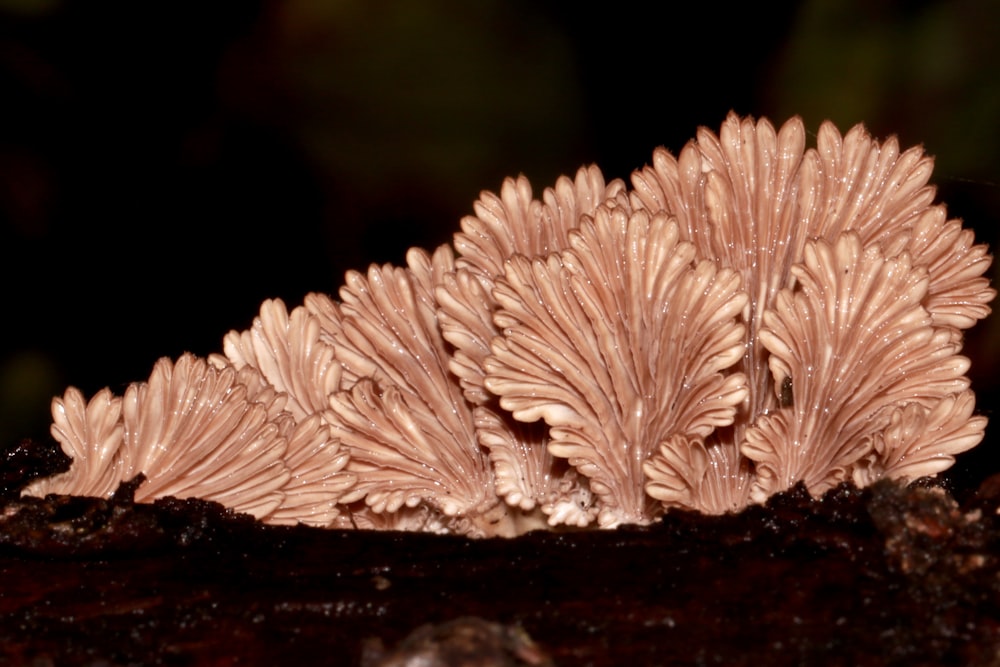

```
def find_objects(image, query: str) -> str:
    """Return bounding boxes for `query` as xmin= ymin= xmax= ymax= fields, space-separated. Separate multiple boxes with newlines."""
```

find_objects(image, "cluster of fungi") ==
xmin=25 ymin=114 xmax=994 ymax=537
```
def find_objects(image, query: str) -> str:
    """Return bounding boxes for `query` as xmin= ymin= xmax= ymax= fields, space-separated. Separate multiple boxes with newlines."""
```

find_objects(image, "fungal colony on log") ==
xmin=25 ymin=114 xmax=995 ymax=537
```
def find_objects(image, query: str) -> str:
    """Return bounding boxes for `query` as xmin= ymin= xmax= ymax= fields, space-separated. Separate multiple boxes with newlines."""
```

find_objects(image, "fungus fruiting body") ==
xmin=24 ymin=114 xmax=994 ymax=536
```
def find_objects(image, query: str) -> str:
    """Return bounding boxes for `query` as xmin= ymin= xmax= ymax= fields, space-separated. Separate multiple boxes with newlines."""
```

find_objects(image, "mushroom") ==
xmin=26 ymin=354 xmax=292 ymax=520
xmin=438 ymin=166 xmax=626 ymax=526
xmin=742 ymin=233 xmax=977 ymax=500
xmin=214 ymin=298 xmax=344 ymax=421
xmin=629 ymin=113 xmax=993 ymax=512
xmin=484 ymin=205 xmax=749 ymax=525
xmin=24 ymin=114 xmax=994 ymax=535
xmin=309 ymin=245 xmax=520 ymax=536
xmin=210 ymin=299 xmax=356 ymax=525
xmin=26 ymin=386 xmax=124 ymax=500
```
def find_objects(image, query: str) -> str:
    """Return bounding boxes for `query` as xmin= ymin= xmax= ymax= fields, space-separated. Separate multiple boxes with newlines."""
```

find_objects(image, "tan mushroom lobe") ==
xmin=24 ymin=114 xmax=993 ymax=536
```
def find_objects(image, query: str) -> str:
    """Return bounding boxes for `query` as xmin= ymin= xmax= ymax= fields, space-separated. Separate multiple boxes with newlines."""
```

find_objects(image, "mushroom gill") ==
xmin=22 ymin=114 xmax=994 ymax=536
xmin=438 ymin=165 xmax=627 ymax=526
xmin=308 ymin=245 xmax=522 ymax=536
xmin=743 ymin=233 xmax=975 ymax=500
xmin=484 ymin=205 xmax=749 ymax=525
xmin=26 ymin=354 xmax=294 ymax=520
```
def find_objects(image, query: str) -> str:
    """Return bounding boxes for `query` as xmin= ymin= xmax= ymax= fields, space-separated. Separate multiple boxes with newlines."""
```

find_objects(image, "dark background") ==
xmin=2 ymin=0 xmax=999 ymax=484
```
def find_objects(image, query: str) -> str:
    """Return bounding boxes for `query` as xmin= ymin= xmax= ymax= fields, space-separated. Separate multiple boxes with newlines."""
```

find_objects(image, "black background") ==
xmin=2 ymin=0 xmax=998 ymax=484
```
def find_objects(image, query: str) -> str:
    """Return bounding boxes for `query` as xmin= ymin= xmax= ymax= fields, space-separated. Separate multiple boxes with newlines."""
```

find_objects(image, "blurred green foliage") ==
xmin=772 ymin=0 xmax=1000 ymax=180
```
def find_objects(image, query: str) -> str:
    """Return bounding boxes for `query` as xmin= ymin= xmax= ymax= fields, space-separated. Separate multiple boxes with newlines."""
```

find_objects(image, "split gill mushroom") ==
xmin=23 ymin=113 xmax=995 ymax=537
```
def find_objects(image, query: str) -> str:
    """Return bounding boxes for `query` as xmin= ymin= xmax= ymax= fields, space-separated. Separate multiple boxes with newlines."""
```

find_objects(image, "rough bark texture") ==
xmin=2 ymin=438 xmax=1000 ymax=666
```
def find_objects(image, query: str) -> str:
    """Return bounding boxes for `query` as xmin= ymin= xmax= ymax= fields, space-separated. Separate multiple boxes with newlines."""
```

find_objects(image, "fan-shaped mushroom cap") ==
xmin=28 ymin=113 xmax=994 ymax=535
xmin=485 ymin=207 xmax=749 ymax=526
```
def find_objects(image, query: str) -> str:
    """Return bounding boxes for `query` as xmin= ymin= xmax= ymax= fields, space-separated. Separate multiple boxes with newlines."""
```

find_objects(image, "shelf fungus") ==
xmin=24 ymin=113 xmax=995 ymax=536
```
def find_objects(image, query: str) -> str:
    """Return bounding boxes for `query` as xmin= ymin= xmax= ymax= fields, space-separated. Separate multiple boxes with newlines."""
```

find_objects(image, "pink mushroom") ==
xmin=25 ymin=114 xmax=994 ymax=536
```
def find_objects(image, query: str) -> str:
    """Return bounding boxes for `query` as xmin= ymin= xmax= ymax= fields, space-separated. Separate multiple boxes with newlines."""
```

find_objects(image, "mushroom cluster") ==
xmin=25 ymin=114 xmax=995 ymax=537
